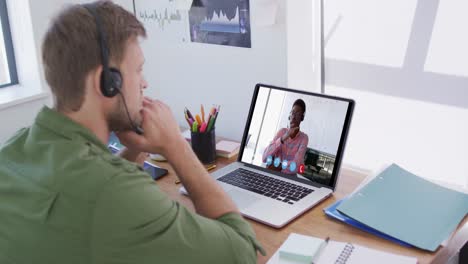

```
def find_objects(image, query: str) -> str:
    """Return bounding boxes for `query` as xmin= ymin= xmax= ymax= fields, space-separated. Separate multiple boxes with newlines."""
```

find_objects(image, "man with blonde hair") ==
xmin=0 ymin=1 xmax=263 ymax=263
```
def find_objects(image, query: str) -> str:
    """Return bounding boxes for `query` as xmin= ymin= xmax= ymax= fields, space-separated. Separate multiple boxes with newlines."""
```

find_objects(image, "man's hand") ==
xmin=116 ymin=148 xmax=148 ymax=166
xmin=281 ymin=127 xmax=300 ymax=143
xmin=115 ymin=97 xmax=184 ymax=157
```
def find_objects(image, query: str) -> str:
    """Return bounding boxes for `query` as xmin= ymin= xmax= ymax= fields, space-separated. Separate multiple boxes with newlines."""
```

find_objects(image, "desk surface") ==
xmin=151 ymin=156 xmax=468 ymax=264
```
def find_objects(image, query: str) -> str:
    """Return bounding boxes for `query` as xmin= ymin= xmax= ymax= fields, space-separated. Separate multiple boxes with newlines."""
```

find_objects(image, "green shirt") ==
xmin=0 ymin=107 xmax=264 ymax=263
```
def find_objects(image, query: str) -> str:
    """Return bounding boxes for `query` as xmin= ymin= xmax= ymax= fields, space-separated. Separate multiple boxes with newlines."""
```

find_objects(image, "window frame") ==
xmin=0 ymin=0 xmax=18 ymax=88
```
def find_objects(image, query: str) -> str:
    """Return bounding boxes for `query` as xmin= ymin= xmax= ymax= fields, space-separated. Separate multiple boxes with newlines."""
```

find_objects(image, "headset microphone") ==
xmin=119 ymin=93 xmax=144 ymax=135
xmin=83 ymin=3 xmax=143 ymax=135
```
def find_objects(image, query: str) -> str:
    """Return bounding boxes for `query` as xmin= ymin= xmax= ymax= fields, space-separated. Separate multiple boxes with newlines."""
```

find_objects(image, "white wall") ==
xmin=134 ymin=0 xmax=323 ymax=141
xmin=286 ymin=0 xmax=322 ymax=92
xmin=0 ymin=99 xmax=49 ymax=143
xmin=0 ymin=0 xmax=54 ymax=143
xmin=136 ymin=1 xmax=288 ymax=141
xmin=0 ymin=0 xmax=134 ymax=143
xmin=324 ymin=0 xmax=468 ymax=187
xmin=1 ymin=0 xmax=316 ymax=144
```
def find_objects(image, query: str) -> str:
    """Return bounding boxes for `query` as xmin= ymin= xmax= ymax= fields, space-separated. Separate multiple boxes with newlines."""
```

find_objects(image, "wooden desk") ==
xmin=151 ymin=157 xmax=468 ymax=264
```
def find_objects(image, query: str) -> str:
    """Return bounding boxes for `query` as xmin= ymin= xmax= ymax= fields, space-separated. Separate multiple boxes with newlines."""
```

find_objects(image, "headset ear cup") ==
xmin=109 ymin=68 xmax=123 ymax=91
xmin=101 ymin=68 xmax=122 ymax=97
xmin=100 ymin=71 xmax=112 ymax=97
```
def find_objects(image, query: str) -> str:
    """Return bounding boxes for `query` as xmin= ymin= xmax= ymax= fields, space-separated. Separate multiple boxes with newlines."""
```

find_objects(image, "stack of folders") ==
xmin=325 ymin=164 xmax=468 ymax=252
xmin=267 ymin=233 xmax=417 ymax=264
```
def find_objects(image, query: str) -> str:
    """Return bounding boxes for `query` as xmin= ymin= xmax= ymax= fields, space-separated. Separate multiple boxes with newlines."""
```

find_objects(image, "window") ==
xmin=0 ymin=0 xmax=18 ymax=88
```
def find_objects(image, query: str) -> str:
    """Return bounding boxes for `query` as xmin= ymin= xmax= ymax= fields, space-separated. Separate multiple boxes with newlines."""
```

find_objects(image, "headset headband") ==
xmin=83 ymin=4 xmax=111 ymax=89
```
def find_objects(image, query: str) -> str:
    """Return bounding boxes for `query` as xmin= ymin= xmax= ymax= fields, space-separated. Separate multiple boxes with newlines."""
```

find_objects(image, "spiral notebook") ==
xmin=267 ymin=233 xmax=417 ymax=264
xmin=314 ymin=241 xmax=416 ymax=264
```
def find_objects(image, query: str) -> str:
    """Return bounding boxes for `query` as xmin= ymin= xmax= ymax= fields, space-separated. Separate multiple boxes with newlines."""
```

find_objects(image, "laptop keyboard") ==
xmin=217 ymin=168 xmax=314 ymax=205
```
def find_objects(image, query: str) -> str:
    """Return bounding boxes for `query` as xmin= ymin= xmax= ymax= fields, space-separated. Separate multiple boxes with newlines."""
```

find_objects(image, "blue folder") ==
xmin=337 ymin=164 xmax=468 ymax=251
xmin=324 ymin=199 xmax=413 ymax=247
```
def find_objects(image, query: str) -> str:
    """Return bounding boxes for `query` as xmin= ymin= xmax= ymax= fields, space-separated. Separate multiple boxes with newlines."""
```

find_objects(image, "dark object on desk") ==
xmin=460 ymin=239 xmax=468 ymax=264
xmin=108 ymin=133 xmax=168 ymax=180
xmin=108 ymin=132 xmax=124 ymax=154
xmin=143 ymin=162 xmax=168 ymax=180
xmin=191 ymin=128 xmax=216 ymax=164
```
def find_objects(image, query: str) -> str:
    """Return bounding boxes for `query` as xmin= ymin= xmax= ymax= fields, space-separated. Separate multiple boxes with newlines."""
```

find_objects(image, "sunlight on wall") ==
xmin=324 ymin=0 xmax=417 ymax=68
xmin=326 ymin=84 xmax=468 ymax=188
xmin=425 ymin=1 xmax=468 ymax=77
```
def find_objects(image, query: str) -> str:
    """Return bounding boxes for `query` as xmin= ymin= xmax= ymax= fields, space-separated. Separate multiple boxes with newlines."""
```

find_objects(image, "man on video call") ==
xmin=0 ymin=1 xmax=263 ymax=263
xmin=262 ymin=99 xmax=309 ymax=174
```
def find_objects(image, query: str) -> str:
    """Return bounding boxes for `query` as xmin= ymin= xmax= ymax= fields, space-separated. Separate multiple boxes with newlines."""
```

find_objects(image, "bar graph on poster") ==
xmin=133 ymin=0 xmax=251 ymax=48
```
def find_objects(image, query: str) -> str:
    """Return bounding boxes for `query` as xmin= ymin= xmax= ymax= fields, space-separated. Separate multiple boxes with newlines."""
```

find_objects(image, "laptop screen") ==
xmin=239 ymin=84 xmax=354 ymax=188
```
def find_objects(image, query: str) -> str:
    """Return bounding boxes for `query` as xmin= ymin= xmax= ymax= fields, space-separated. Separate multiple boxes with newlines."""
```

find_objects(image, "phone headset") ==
xmin=83 ymin=3 xmax=144 ymax=135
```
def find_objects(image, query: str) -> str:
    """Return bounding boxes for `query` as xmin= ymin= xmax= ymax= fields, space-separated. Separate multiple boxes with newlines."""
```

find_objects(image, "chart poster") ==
xmin=133 ymin=0 xmax=192 ymax=44
xmin=189 ymin=0 xmax=251 ymax=48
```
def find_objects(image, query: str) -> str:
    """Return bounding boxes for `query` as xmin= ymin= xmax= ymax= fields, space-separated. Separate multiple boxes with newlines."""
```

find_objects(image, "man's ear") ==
xmin=89 ymin=65 xmax=104 ymax=97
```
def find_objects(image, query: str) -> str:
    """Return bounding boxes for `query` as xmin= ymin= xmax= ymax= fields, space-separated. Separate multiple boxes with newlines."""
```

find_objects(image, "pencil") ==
xmin=201 ymin=104 xmax=205 ymax=123
xmin=206 ymin=164 xmax=217 ymax=171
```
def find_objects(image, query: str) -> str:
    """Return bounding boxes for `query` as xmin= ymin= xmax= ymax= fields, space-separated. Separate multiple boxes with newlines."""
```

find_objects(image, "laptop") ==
xmin=181 ymin=83 xmax=354 ymax=228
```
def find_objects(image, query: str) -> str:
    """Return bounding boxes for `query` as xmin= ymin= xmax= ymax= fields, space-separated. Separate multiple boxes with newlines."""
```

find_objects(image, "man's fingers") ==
xmin=154 ymin=99 xmax=167 ymax=108
xmin=116 ymin=131 xmax=147 ymax=149
xmin=143 ymin=99 xmax=156 ymax=110
xmin=135 ymin=152 xmax=149 ymax=165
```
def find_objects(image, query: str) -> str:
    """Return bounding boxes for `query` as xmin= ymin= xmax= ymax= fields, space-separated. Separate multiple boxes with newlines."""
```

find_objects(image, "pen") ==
xmin=207 ymin=114 xmax=215 ymax=132
xmin=211 ymin=111 xmax=219 ymax=131
xmin=312 ymin=237 xmax=329 ymax=264
xmin=185 ymin=107 xmax=194 ymax=120
xmin=192 ymin=121 xmax=199 ymax=132
xmin=184 ymin=111 xmax=191 ymax=127
xmin=205 ymin=115 xmax=212 ymax=129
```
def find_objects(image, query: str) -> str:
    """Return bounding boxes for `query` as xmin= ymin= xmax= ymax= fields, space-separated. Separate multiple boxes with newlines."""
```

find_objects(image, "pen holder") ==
xmin=191 ymin=128 xmax=216 ymax=165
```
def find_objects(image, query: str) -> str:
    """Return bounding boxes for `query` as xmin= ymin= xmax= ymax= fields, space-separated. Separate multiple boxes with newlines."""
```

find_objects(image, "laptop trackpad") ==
xmin=227 ymin=189 xmax=260 ymax=209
